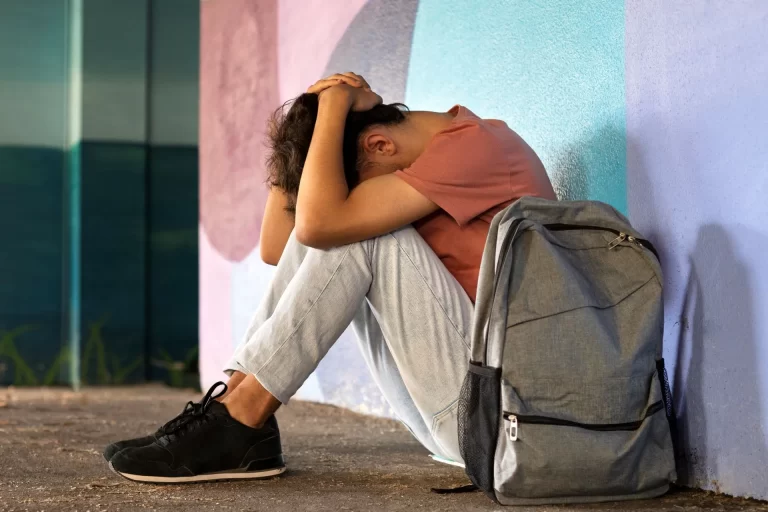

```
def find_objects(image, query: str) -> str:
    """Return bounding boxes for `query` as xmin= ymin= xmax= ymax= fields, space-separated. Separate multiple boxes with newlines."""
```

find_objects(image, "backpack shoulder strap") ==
xmin=471 ymin=206 xmax=528 ymax=366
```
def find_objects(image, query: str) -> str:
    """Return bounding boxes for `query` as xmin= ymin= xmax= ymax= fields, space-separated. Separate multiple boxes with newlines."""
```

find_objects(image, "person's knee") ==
xmin=276 ymin=229 xmax=310 ymax=265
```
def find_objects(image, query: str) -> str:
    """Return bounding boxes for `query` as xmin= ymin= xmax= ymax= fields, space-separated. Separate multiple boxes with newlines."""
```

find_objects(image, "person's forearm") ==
xmin=259 ymin=187 xmax=295 ymax=266
xmin=294 ymin=91 xmax=351 ymax=244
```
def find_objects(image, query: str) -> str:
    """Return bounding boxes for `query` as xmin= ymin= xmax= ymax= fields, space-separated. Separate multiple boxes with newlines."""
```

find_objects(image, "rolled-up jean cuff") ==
xmin=222 ymin=360 xmax=247 ymax=377
xmin=222 ymin=357 xmax=293 ymax=405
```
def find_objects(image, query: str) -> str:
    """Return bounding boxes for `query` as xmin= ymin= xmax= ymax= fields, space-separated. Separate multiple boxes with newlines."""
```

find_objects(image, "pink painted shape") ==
xmin=200 ymin=0 xmax=279 ymax=262
xmin=277 ymin=0 xmax=369 ymax=102
xmin=199 ymin=224 xmax=233 ymax=389
xmin=198 ymin=0 xmax=368 ymax=389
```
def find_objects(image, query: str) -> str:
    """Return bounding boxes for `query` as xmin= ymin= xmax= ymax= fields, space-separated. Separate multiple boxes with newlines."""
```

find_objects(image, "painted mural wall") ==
xmin=199 ymin=0 xmax=768 ymax=499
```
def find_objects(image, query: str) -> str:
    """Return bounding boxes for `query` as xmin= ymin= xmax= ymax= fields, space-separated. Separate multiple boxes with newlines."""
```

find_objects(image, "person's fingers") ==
xmin=307 ymin=77 xmax=351 ymax=94
xmin=324 ymin=73 xmax=362 ymax=86
xmin=341 ymin=72 xmax=370 ymax=89
xmin=307 ymin=74 xmax=363 ymax=93
xmin=338 ymin=72 xmax=360 ymax=80
xmin=306 ymin=78 xmax=341 ymax=94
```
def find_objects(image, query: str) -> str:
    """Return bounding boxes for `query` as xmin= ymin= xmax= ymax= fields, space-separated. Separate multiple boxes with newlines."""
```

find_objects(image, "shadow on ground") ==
xmin=2 ymin=386 xmax=767 ymax=511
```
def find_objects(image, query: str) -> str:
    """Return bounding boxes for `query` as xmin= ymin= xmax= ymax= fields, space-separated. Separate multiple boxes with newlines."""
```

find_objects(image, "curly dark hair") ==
xmin=266 ymin=93 xmax=408 ymax=213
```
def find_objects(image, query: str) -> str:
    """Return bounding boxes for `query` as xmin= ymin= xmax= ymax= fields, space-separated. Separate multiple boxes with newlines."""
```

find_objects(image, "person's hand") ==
xmin=307 ymin=72 xmax=382 ymax=112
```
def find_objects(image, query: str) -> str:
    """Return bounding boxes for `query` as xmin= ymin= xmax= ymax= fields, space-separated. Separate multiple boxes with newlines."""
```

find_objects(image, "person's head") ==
xmin=266 ymin=93 xmax=414 ymax=213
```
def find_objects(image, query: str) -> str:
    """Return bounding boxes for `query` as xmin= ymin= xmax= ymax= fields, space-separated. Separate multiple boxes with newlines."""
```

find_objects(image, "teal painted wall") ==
xmin=0 ymin=2 xmax=71 ymax=147
xmin=0 ymin=0 xmax=199 ymax=386
xmin=0 ymin=1 xmax=71 ymax=385
xmin=0 ymin=146 xmax=68 ymax=384
xmin=79 ymin=0 xmax=149 ymax=385
xmin=147 ymin=145 xmax=199 ymax=381
xmin=80 ymin=0 xmax=200 ymax=384
xmin=146 ymin=0 xmax=200 ymax=382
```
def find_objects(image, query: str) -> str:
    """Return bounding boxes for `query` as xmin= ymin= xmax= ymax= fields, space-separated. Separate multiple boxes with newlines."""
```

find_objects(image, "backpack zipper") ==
xmin=502 ymin=400 xmax=664 ymax=442
xmin=543 ymin=223 xmax=659 ymax=260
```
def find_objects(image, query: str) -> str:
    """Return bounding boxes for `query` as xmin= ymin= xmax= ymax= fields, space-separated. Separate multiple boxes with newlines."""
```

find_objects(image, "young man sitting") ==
xmin=104 ymin=72 xmax=556 ymax=483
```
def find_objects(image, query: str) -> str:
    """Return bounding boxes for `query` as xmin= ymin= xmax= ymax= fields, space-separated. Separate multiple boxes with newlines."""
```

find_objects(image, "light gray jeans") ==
xmin=225 ymin=227 xmax=472 ymax=461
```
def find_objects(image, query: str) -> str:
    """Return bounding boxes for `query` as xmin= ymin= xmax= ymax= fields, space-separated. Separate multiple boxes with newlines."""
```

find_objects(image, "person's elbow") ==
xmin=259 ymin=244 xmax=282 ymax=266
xmin=295 ymin=215 xmax=335 ymax=249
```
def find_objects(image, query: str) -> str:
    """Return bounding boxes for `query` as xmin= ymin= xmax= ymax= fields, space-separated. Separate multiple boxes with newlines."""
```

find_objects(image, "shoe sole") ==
xmin=109 ymin=461 xmax=286 ymax=484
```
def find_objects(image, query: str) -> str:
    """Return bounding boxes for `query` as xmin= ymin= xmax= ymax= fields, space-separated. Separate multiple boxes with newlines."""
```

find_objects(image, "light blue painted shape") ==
xmin=405 ymin=0 xmax=626 ymax=212
xmin=626 ymin=0 xmax=768 ymax=499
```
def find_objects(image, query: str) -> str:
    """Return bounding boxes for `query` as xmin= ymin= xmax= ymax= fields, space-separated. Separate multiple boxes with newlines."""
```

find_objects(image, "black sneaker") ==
xmin=103 ymin=384 xmax=228 ymax=461
xmin=108 ymin=382 xmax=285 ymax=483
xmin=103 ymin=435 xmax=156 ymax=462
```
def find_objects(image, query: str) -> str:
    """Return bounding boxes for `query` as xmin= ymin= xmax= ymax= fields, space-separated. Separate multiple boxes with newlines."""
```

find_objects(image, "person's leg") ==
xmin=350 ymin=302 xmax=444 ymax=457
xmin=227 ymin=230 xmax=460 ymax=457
xmin=219 ymin=232 xmax=311 ymax=400
xmin=355 ymin=227 xmax=473 ymax=461
xmin=225 ymin=226 xmax=472 ymax=460
xmin=110 ymin=227 xmax=471 ymax=482
xmin=103 ymin=233 xmax=310 ymax=464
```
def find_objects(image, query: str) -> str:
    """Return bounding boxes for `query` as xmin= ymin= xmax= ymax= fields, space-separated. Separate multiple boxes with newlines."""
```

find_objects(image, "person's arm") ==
xmin=295 ymin=83 xmax=438 ymax=249
xmin=259 ymin=187 xmax=295 ymax=266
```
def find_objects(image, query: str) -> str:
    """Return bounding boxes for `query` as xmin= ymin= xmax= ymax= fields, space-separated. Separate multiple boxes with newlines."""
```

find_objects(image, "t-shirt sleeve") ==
xmin=394 ymin=121 xmax=511 ymax=226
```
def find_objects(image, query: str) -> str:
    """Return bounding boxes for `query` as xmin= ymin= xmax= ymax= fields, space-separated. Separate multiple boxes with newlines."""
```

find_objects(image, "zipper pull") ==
xmin=506 ymin=415 xmax=518 ymax=442
xmin=608 ymin=232 xmax=627 ymax=250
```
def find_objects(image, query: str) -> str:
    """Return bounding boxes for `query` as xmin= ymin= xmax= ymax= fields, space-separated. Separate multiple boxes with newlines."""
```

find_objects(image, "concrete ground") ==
xmin=1 ymin=386 xmax=766 ymax=512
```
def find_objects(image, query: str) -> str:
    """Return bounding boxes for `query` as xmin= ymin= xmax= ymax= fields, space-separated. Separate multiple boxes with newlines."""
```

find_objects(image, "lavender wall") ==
xmin=626 ymin=1 xmax=768 ymax=498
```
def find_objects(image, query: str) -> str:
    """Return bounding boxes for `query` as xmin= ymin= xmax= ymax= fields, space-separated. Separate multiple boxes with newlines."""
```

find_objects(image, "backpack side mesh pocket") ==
xmin=458 ymin=362 xmax=501 ymax=499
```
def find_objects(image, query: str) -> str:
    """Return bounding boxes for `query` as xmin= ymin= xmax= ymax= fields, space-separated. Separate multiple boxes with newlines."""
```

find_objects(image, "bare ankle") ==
xmin=217 ymin=371 xmax=247 ymax=401
xmin=221 ymin=374 xmax=281 ymax=428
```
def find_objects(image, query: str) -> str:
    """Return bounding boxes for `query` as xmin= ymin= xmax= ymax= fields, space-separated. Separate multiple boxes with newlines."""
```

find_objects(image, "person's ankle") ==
xmin=217 ymin=371 xmax=247 ymax=402
xmin=220 ymin=374 xmax=281 ymax=429
xmin=222 ymin=398 xmax=266 ymax=429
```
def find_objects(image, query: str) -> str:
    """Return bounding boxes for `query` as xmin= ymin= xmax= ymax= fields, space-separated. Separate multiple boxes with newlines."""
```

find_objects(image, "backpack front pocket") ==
xmin=502 ymin=400 xmax=664 ymax=440
xmin=494 ymin=370 xmax=675 ymax=502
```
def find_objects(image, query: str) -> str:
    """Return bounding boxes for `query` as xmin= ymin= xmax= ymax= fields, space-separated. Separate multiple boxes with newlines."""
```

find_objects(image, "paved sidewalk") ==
xmin=1 ymin=386 xmax=766 ymax=511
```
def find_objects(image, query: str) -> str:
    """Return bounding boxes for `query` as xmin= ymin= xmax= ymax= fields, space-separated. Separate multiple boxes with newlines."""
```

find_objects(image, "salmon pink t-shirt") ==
xmin=394 ymin=105 xmax=556 ymax=302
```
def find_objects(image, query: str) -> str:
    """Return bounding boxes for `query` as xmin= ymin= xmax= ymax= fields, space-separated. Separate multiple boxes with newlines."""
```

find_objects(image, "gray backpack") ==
xmin=458 ymin=197 xmax=677 ymax=505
